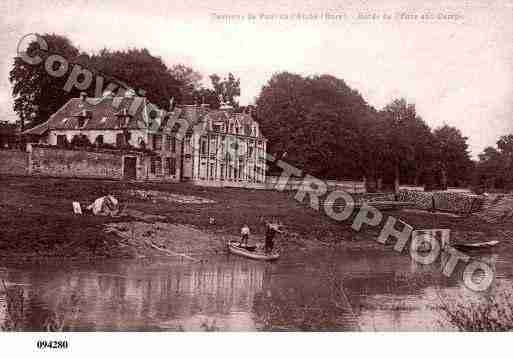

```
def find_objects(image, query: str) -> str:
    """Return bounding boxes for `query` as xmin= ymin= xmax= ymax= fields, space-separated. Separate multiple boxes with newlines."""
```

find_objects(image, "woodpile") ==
xmin=397 ymin=190 xmax=484 ymax=214
xmin=397 ymin=190 xmax=433 ymax=210
xmin=362 ymin=201 xmax=413 ymax=211
xmin=474 ymin=195 xmax=513 ymax=223
xmin=432 ymin=191 xmax=483 ymax=215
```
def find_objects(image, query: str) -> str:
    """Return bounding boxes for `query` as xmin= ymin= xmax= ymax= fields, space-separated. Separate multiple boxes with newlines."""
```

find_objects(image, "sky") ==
xmin=1 ymin=0 xmax=512 ymax=157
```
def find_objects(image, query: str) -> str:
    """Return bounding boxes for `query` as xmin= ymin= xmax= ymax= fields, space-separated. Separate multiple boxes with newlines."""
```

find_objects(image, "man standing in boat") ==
xmin=264 ymin=222 xmax=281 ymax=254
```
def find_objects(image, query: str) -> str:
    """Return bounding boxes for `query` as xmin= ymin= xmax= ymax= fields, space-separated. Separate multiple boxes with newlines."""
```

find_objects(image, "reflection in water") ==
xmin=0 ymin=246 xmax=511 ymax=331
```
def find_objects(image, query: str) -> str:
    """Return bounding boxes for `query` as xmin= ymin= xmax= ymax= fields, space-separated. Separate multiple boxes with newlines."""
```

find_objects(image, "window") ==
xmin=95 ymin=135 xmax=104 ymax=145
xmin=165 ymin=157 xmax=176 ymax=176
xmin=210 ymin=137 xmax=216 ymax=154
xmin=200 ymin=137 xmax=207 ymax=155
xmin=210 ymin=163 xmax=215 ymax=178
xmin=154 ymin=135 xmax=162 ymax=150
xmin=213 ymin=123 xmax=223 ymax=132
xmin=116 ymin=133 xmax=125 ymax=147
xmin=138 ymin=137 xmax=146 ymax=149
xmin=171 ymin=137 xmax=176 ymax=153
xmin=153 ymin=156 xmax=162 ymax=176
xmin=220 ymin=164 xmax=225 ymax=180
xmin=150 ymin=157 xmax=156 ymax=174
xmin=57 ymin=135 xmax=67 ymax=147
xmin=185 ymin=135 xmax=192 ymax=154
xmin=248 ymin=146 xmax=254 ymax=157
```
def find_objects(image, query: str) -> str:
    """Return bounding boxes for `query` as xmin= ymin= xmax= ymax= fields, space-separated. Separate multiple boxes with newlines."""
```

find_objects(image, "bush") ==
xmin=439 ymin=291 xmax=513 ymax=331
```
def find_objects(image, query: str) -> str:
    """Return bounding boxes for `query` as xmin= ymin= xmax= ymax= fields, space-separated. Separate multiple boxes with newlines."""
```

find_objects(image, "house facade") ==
xmin=22 ymin=92 xmax=267 ymax=186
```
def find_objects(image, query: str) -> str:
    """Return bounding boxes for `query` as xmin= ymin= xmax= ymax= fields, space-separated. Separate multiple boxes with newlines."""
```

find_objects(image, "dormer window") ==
xmin=213 ymin=122 xmax=224 ymax=133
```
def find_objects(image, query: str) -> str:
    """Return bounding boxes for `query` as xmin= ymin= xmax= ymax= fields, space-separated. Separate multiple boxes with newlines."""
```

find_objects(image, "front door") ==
xmin=123 ymin=156 xmax=137 ymax=180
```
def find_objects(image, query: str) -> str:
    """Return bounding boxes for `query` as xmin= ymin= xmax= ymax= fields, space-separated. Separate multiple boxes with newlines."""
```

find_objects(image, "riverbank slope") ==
xmin=0 ymin=176 xmax=508 ymax=261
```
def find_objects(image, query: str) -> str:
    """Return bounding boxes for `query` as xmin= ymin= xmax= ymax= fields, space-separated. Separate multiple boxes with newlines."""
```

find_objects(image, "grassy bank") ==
xmin=0 ymin=176 xmax=509 ymax=261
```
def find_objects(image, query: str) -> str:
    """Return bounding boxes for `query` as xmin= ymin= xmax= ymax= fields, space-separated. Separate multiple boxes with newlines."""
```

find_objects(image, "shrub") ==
xmin=439 ymin=291 xmax=513 ymax=331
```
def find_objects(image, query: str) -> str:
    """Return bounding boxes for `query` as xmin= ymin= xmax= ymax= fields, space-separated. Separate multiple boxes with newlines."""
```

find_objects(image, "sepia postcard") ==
xmin=0 ymin=0 xmax=512 ymax=357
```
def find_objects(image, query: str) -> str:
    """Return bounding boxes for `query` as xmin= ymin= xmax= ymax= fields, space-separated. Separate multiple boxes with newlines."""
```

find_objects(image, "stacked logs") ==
xmin=474 ymin=195 xmax=513 ymax=223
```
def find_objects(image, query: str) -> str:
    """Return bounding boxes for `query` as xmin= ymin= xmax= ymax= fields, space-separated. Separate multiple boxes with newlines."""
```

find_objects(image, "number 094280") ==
xmin=36 ymin=340 xmax=69 ymax=349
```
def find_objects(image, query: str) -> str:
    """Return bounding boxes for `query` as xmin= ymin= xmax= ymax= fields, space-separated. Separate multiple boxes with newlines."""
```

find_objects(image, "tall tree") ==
xmin=210 ymin=73 xmax=241 ymax=109
xmin=379 ymin=99 xmax=425 ymax=191
xmin=191 ymin=87 xmax=221 ymax=109
xmin=168 ymin=64 xmax=202 ymax=104
xmin=432 ymin=125 xmax=473 ymax=188
xmin=256 ymin=72 xmax=374 ymax=179
xmin=476 ymin=134 xmax=513 ymax=190
xmin=9 ymin=33 xmax=82 ymax=129
xmin=88 ymin=48 xmax=182 ymax=110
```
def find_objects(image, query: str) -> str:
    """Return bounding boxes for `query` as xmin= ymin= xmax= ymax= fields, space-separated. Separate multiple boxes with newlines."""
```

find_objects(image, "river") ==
xmin=0 ymin=245 xmax=511 ymax=331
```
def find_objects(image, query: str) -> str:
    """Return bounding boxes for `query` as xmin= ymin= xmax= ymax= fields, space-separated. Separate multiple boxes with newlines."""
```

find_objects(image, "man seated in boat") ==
xmin=240 ymin=224 xmax=250 ymax=247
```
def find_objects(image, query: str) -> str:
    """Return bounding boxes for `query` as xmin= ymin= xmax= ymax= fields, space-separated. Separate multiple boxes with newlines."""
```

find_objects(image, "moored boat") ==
xmin=452 ymin=240 xmax=500 ymax=251
xmin=228 ymin=243 xmax=280 ymax=261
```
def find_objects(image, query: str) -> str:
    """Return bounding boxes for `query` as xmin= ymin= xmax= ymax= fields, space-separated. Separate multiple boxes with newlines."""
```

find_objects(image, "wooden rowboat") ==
xmin=228 ymin=243 xmax=280 ymax=261
xmin=452 ymin=240 xmax=500 ymax=251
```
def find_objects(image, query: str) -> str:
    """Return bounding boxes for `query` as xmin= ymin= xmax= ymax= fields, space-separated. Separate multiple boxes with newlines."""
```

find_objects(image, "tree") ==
xmin=10 ymin=34 xmax=185 ymax=130
xmin=191 ymin=87 xmax=221 ymax=109
xmin=210 ymin=73 xmax=241 ymax=109
xmin=432 ymin=125 xmax=473 ymax=188
xmin=88 ymin=48 xmax=182 ymax=110
xmin=168 ymin=64 xmax=203 ymax=104
xmin=476 ymin=134 xmax=513 ymax=190
xmin=379 ymin=99 xmax=430 ymax=191
xmin=9 ymin=33 xmax=82 ymax=130
xmin=256 ymin=72 xmax=374 ymax=179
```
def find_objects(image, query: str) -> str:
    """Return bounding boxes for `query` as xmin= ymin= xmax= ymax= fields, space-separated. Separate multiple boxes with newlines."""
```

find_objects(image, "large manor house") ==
xmin=23 ymin=91 xmax=268 ymax=187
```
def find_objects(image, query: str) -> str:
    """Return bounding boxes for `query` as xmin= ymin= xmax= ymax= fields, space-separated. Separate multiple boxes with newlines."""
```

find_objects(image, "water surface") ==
xmin=1 ymin=245 xmax=510 ymax=331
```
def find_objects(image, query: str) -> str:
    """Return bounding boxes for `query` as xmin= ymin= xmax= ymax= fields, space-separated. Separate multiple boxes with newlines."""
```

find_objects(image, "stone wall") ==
xmin=0 ymin=149 xmax=29 ymax=175
xmin=30 ymin=146 xmax=124 ymax=179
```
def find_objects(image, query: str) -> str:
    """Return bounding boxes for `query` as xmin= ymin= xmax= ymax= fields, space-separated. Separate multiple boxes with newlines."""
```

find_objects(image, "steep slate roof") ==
xmin=23 ymin=97 xmax=266 ymax=140
xmin=22 ymin=96 xmax=153 ymax=134
xmin=22 ymin=121 xmax=49 ymax=135
xmin=175 ymin=107 xmax=264 ymax=139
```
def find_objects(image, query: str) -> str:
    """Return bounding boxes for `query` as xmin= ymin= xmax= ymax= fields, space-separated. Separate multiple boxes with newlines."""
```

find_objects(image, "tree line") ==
xmin=10 ymin=33 xmax=491 ymax=190
xmin=255 ymin=72 xmax=474 ymax=190
xmin=475 ymin=135 xmax=513 ymax=192
xmin=10 ymin=33 xmax=242 ymax=131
